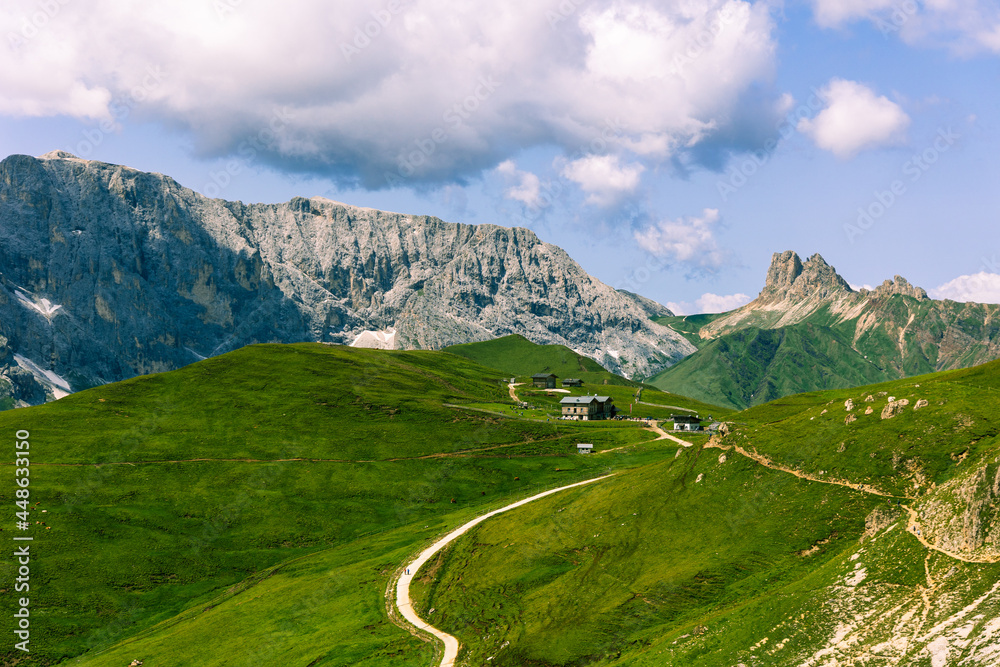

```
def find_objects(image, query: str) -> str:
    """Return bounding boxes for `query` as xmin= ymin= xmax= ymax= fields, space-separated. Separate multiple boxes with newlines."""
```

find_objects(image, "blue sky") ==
xmin=2 ymin=0 xmax=998 ymax=313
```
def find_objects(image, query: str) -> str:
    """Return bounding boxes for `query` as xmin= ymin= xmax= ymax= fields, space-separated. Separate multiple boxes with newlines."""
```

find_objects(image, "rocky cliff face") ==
xmin=0 ymin=151 xmax=694 ymax=406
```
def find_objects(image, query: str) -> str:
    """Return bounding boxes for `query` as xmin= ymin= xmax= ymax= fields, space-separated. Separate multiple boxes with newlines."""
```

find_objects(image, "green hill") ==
xmin=648 ymin=323 xmax=888 ymax=410
xmin=411 ymin=359 xmax=1000 ymax=665
xmin=444 ymin=334 xmax=637 ymax=386
xmin=11 ymin=339 xmax=998 ymax=666
xmin=0 ymin=343 xmax=674 ymax=666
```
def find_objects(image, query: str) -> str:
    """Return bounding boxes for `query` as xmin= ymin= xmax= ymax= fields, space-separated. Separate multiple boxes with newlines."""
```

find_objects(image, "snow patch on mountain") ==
xmin=13 ymin=354 xmax=71 ymax=399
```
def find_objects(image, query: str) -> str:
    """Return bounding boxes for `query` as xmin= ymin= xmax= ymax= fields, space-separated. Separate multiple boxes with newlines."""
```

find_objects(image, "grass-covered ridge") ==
xmin=648 ymin=323 xmax=888 ymax=410
xmin=444 ymin=333 xmax=637 ymax=386
xmin=0 ymin=343 xmax=683 ymax=666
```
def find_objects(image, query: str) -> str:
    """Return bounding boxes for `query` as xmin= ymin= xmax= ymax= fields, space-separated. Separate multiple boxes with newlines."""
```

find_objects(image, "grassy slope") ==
xmin=412 ymin=445 xmax=879 ymax=665
xmin=0 ymin=343 xmax=680 ymax=666
xmin=413 ymin=359 xmax=1000 ymax=666
xmin=648 ymin=324 xmax=888 ymax=410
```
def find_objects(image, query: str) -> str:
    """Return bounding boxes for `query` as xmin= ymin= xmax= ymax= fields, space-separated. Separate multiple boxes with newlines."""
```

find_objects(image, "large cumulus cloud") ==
xmin=1 ymin=0 xmax=786 ymax=189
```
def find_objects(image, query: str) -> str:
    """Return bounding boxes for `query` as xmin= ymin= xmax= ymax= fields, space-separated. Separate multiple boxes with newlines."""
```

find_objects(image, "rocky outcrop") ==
xmin=652 ymin=249 xmax=1000 ymax=408
xmin=870 ymin=276 xmax=928 ymax=301
xmin=0 ymin=152 xmax=694 ymax=405
xmin=918 ymin=461 xmax=1000 ymax=561
xmin=881 ymin=398 xmax=910 ymax=420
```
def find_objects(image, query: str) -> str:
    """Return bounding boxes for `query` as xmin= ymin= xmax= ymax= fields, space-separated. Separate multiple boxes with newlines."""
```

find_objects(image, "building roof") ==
xmin=561 ymin=396 xmax=599 ymax=405
xmin=671 ymin=414 xmax=701 ymax=422
xmin=576 ymin=443 xmax=594 ymax=448
xmin=531 ymin=373 xmax=557 ymax=379
xmin=560 ymin=395 xmax=613 ymax=405
xmin=563 ymin=378 xmax=582 ymax=382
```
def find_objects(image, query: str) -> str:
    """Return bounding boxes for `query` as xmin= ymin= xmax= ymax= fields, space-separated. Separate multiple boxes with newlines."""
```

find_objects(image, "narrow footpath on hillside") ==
xmin=637 ymin=401 xmax=697 ymax=412
xmin=706 ymin=439 xmax=1000 ymax=565
xmin=901 ymin=505 xmax=1000 ymax=564
xmin=391 ymin=475 xmax=614 ymax=667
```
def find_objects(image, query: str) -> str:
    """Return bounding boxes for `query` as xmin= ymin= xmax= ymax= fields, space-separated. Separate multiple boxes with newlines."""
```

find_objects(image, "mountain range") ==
xmin=2 ymin=152 xmax=998 ymax=413
xmin=0 ymin=151 xmax=694 ymax=407
xmin=650 ymin=251 xmax=1000 ymax=408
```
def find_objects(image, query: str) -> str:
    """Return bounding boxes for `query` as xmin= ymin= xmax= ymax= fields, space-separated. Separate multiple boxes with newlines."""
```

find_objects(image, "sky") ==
xmin=1 ymin=0 xmax=999 ymax=314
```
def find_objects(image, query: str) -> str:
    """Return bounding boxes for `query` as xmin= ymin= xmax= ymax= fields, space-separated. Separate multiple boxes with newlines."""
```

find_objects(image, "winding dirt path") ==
xmin=393 ymin=475 xmax=614 ymax=667
xmin=704 ymin=441 xmax=901 ymax=498
xmin=507 ymin=382 xmax=522 ymax=402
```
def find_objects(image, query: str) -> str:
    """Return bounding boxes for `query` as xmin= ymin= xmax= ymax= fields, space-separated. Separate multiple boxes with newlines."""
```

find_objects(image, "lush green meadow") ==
xmin=0 ymin=343 xmax=690 ymax=665
xmin=411 ymin=358 xmax=1000 ymax=666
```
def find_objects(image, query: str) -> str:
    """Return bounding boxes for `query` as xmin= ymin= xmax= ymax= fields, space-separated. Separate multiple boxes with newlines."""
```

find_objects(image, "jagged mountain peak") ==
xmin=760 ymin=250 xmax=852 ymax=302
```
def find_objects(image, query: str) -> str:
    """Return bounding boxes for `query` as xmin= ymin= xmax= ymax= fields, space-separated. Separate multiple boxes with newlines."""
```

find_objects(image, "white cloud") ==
xmin=797 ymin=79 xmax=910 ymax=158
xmin=560 ymin=155 xmax=644 ymax=206
xmin=930 ymin=272 xmax=1000 ymax=304
xmin=496 ymin=160 xmax=543 ymax=208
xmin=634 ymin=208 xmax=727 ymax=270
xmin=667 ymin=292 xmax=751 ymax=315
xmin=0 ymin=0 xmax=786 ymax=189
xmin=811 ymin=0 xmax=1000 ymax=55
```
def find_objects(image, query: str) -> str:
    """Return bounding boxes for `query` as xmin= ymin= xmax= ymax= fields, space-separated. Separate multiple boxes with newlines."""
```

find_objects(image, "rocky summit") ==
xmin=0 ymin=151 xmax=694 ymax=406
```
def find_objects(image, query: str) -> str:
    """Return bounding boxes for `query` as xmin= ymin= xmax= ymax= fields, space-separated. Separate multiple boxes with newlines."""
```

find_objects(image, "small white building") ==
xmin=672 ymin=414 xmax=702 ymax=431
xmin=576 ymin=443 xmax=594 ymax=454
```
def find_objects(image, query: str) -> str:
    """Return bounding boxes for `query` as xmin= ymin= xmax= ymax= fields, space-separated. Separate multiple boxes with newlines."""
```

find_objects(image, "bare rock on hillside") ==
xmin=919 ymin=463 xmax=1000 ymax=561
xmin=881 ymin=399 xmax=910 ymax=420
